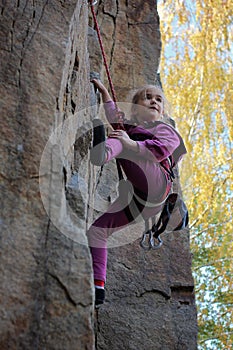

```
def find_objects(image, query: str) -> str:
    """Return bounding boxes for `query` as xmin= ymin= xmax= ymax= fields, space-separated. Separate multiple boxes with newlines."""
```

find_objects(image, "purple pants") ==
xmin=87 ymin=138 xmax=169 ymax=282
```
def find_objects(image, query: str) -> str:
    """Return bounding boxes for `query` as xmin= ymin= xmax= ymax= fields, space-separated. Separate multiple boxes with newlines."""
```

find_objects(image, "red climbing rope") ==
xmin=89 ymin=1 xmax=125 ymax=128
xmin=89 ymin=1 xmax=117 ymax=105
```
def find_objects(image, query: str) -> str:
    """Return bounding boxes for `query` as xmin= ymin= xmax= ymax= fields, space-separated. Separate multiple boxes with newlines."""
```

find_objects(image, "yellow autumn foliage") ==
xmin=158 ymin=0 xmax=233 ymax=348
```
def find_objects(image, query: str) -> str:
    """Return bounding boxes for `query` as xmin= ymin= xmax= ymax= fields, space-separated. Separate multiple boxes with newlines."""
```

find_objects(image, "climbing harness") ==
xmin=160 ymin=156 xmax=175 ymax=181
xmin=116 ymin=158 xmax=189 ymax=250
xmin=89 ymin=0 xmax=125 ymax=129
xmin=139 ymin=191 xmax=189 ymax=250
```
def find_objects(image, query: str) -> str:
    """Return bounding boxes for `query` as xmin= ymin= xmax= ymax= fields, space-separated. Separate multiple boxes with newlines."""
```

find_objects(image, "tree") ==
xmin=158 ymin=1 xmax=233 ymax=349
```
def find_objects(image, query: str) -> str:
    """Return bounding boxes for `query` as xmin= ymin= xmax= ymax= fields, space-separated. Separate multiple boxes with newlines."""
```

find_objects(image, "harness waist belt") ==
xmin=132 ymin=191 xmax=169 ymax=208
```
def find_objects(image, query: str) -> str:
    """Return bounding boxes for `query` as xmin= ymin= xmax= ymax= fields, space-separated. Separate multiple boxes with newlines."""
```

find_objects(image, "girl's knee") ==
xmin=86 ymin=225 xmax=108 ymax=249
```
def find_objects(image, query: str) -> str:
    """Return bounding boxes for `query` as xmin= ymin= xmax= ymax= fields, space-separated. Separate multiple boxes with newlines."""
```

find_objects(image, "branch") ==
xmin=199 ymin=331 xmax=233 ymax=345
xmin=190 ymin=219 xmax=232 ymax=239
xmin=189 ymin=206 xmax=209 ymax=229
xmin=193 ymin=257 xmax=232 ymax=271
xmin=188 ymin=65 xmax=204 ymax=142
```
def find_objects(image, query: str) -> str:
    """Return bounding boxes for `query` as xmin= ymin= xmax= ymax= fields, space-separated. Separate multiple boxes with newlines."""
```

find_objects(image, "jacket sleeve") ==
xmin=136 ymin=124 xmax=181 ymax=162
xmin=103 ymin=100 xmax=122 ymax=126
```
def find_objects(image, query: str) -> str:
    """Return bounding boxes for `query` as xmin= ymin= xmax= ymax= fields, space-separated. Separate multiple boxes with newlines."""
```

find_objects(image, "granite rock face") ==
xmin=0 ymin=0 xmax=197 ymax=349
xmin=0 ymin=1 xmax=95 ymax=349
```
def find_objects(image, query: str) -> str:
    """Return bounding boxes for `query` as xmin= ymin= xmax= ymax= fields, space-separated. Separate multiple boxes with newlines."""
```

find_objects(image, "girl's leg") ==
xmin=87 ymin=195 xmax=137 ymax=306
xmin=87 ymin=195 xmax=134 ymax=282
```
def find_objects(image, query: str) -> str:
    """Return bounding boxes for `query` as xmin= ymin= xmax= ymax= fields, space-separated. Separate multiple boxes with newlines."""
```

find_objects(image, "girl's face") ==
xmin=134 ymin=87 xmax=164 ymax=123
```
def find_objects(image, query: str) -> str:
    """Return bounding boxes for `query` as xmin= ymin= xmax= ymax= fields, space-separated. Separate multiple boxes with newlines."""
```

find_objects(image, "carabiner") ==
xmin=140 ymin=230 xmax=163 ymax=250
xmin=140 ymin=230 xmax=152 ymax=250
xmin=150 ymin=235 xmax=163 ymax=249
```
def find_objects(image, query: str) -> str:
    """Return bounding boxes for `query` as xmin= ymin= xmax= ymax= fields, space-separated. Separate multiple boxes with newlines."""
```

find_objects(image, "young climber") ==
xmin=87 ymin=79 xmax=187 ymax=306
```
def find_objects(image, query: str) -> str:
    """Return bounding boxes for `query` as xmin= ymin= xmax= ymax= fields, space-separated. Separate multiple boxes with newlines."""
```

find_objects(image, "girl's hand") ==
xmin=109 ymin=130 xmax=139 ymax=153
xmin=91 ymin=79 xmax=106 ymax=93
xmin=91 ymin=79 xmax=112 ymax=102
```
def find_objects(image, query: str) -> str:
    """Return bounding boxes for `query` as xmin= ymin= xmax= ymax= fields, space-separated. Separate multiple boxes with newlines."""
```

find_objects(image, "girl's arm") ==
xmin=91 ymin=79 xmax=139 ymax=152
xmin=91 ymin=79 xmax=112 ymax=103
xmin=136 ymin=124 xmax=183 ymax=162
xmin=91 ymin=79 xmax=121 ymax=125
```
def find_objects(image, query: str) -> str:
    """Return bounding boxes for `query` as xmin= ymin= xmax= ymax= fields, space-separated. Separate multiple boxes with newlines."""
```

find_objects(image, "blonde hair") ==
xmin=130 ymin=84 xmax=170 ymax=123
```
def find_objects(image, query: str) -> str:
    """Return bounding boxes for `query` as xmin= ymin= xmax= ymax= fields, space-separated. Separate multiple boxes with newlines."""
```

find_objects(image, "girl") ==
xmin=87 ymin=79 xmax=187 ymax=306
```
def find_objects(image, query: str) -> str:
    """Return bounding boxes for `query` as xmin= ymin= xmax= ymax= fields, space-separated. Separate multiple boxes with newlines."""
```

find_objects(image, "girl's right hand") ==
xmin=109 ymin=129 xmax=139 ymax=153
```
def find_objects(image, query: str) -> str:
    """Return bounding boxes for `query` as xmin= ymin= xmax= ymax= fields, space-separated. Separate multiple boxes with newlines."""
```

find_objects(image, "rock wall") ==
xmin=0 ymin=1 xmax=95 ymax=349
xmin=0 ymin=0 xmax=197 ymax=349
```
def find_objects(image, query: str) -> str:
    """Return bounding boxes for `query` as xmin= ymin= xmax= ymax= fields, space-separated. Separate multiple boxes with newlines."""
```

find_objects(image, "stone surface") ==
xmin=0 ymin=1 xmax=95 ymax=349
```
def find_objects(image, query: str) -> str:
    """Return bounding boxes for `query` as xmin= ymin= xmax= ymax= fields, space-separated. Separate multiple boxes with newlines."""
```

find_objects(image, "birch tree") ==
xmin=158 ymin=1 xmax=233 ymax=348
